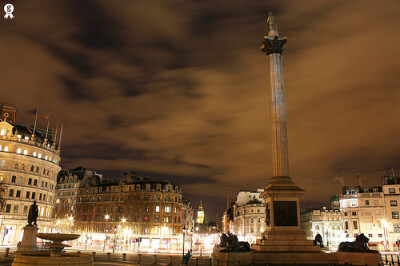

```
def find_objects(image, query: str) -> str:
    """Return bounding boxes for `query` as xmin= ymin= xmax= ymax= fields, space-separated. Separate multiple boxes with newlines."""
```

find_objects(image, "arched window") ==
xmin=36 ymin=167 xmax=39 ymax=173
xmin=30 ymin=165 xmax=34 ymax=172
xmin=16 ymin=148 xmax=21 ymax=154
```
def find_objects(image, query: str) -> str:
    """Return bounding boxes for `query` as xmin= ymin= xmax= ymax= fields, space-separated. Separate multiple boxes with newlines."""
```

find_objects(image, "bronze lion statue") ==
xmin=338 ymin=233 xmax=379 ymax=253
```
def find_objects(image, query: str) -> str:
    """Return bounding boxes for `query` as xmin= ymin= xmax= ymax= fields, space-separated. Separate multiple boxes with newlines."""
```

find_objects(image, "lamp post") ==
xmin=113 ymin=226 xmax=117 ymax=253
xmin=103 ymin=214 xmax=109 ymax=252
xmin=182 ymin=226 xmax=186 ymax=263
xmin=121 ymin=218 xmax=126 ymax=251
xmin=190 ymin=229 xmax=193 ymax=251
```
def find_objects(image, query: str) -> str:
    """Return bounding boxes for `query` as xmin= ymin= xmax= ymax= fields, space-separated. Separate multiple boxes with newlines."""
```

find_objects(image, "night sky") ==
xmin=1 ymin=0 xmax=399 ymax=221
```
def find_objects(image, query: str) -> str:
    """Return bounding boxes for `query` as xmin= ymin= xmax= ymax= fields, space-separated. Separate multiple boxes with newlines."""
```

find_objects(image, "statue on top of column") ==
xmin=267 ymin=11 xmax=278 ymax=32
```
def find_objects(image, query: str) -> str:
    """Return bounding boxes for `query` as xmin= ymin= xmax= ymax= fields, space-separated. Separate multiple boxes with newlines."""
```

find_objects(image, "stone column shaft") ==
xmin=268 ymin=53 xmax=289 ymax=177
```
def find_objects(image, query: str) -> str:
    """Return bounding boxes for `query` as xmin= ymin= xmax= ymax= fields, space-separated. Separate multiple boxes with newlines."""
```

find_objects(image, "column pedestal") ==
xmin=252 ymin=176 xmax=320 ymax=252
xmin=18 ymin=225 xmax=38 ymax=252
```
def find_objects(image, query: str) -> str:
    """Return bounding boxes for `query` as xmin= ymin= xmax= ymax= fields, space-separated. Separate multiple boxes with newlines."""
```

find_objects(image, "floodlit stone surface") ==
xmin=12 ymin=252 xmax=93 ymax=266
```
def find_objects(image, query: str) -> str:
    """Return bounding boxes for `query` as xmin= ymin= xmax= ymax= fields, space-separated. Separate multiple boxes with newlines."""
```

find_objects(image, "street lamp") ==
xmin=113 ymin=226 xmax=117 ymax=253
xmin=381 ymin=219 xmax=389 ymax=251
xmin=103 ymin=214 xmax=110 ymax=252
xmin=121 ymin=218 xmax=126 ymax=251
xmin=190 ymin=228 xmax=193 ymax=251
xmin=182 ymin=226 xmax=187 ymax=263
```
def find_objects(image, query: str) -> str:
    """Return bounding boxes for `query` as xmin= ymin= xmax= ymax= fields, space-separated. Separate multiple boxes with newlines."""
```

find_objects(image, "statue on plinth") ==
xmin=27 ymin=201 xmax=38 ymax=226
xmin=219 ymin=232 xmax=250 ymax=253
xmin=338 ymin=233 xmax=379 ymax=253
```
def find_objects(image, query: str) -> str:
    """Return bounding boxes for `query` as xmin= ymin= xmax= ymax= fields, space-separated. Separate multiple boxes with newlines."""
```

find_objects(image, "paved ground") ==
xmin=0 ymin=246 xmax=212 ymax=265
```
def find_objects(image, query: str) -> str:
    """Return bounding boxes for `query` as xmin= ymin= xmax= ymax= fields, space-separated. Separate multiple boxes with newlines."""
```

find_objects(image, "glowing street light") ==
xmin=103 ymin=214 xmax=110 ymax=251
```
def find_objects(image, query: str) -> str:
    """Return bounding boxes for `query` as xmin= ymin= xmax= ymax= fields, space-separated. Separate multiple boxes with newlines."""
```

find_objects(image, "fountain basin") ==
xmin=35 ymin=233 xmax=80 ymax=242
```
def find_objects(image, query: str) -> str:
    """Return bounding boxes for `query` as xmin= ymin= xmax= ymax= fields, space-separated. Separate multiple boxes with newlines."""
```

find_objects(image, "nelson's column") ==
xmin=252 ymin=12 xmax=319 ymax=252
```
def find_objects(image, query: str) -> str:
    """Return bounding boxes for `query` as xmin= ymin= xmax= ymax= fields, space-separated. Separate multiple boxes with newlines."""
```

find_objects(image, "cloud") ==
xmin=0 ymin=0 xmax=399 ymax=218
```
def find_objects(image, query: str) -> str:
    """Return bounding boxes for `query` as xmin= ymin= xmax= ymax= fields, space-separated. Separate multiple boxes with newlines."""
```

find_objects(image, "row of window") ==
xmin=5 ymin=203 xmax=52 ymax=217
xmin=236 ymin=208 xmax=262 ymax=216
xmin=82 ymin=215 xmax=181 ymax=224
xmin=81 ymin=184 xmax=179 ymax=195
xmin=8 ymin=188 xmax=52 ymax=202
xmin=11 ymin=175 xmax=54 ymax=189
xmin=79 ymin=205 xmax=178 ymax=214
xmin=0 ymin=145 xmax=58 ymax=164
xmin=78 ymin=194 xmax=180 ymax=203
xmin=85 ymin=224 xmax=178 ymax=235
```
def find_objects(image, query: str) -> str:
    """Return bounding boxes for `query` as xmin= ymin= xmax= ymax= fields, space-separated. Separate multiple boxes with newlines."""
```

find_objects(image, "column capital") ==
xmin=261 ymin=36 xmax=287 ymax=55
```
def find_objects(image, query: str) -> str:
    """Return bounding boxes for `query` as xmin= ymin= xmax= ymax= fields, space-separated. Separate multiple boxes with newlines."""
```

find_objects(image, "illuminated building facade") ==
xmin=231 ymin=190 xmax=266 ymax=244
xmin=301 ymin=206 xmax=343 ymax=248
xmin=75 ymin=172 xmax=193 ymax=250
xmin=0 ymin=104 xmax=61 ymax=244
xmin=340 ymin=186 xmax=385 ymax=247
xmin=54 ymin=166 xmax=102 ymax=219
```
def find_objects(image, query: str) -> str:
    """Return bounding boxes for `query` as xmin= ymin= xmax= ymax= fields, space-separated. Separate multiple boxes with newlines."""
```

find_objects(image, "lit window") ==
xmin=38 ymin=153 xmax=42 ymax=159
xmin=24 ymin=136 xmax=29 ymax=140
xmin=49 ymin=157 xmax=52 ymax=161
xmin=17 ymin=134 xmax=21 ymax=139
xmin=156 ymin=206 xmax=160 ymax=212
xmin=45 ymin=155 xmax=48 ymax=160
xmin=5 ymin=204 xmax=11 ymax=213
xmin=0 ymin=129 xmax=4 ymax=135
xmin=16 ymin=148 xmax=21 ymax=154
xmin=165 ymin=206 xmax=171 ymax=213
xmin=33 ymin=151 xmax=37 ymax=157
xmin=23 ymin=149 xmax=28 ymax=155
xmin=393 ymin=211 xmax=399 ymax=219
xmin=4 ymin=146 xmax=8 ymax=152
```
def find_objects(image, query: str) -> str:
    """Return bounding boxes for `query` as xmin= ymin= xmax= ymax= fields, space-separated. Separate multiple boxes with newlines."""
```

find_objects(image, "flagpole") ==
xmin=31 ymin=108 xmax=38 ymax=141
xmin=59 ymin=123 xmax=63 ymax=148
xmin=54 ymin=120 xmax=59 ymax=144
xmin=44 ymin=118 xmax=50 ymax=141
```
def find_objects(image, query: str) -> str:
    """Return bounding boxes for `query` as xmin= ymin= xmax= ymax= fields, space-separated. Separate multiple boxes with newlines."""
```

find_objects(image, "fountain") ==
xmin=12 ymin=202 xmax=93 ymax=265
xmin=35 ymin=233 xmax=81 ymax=256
